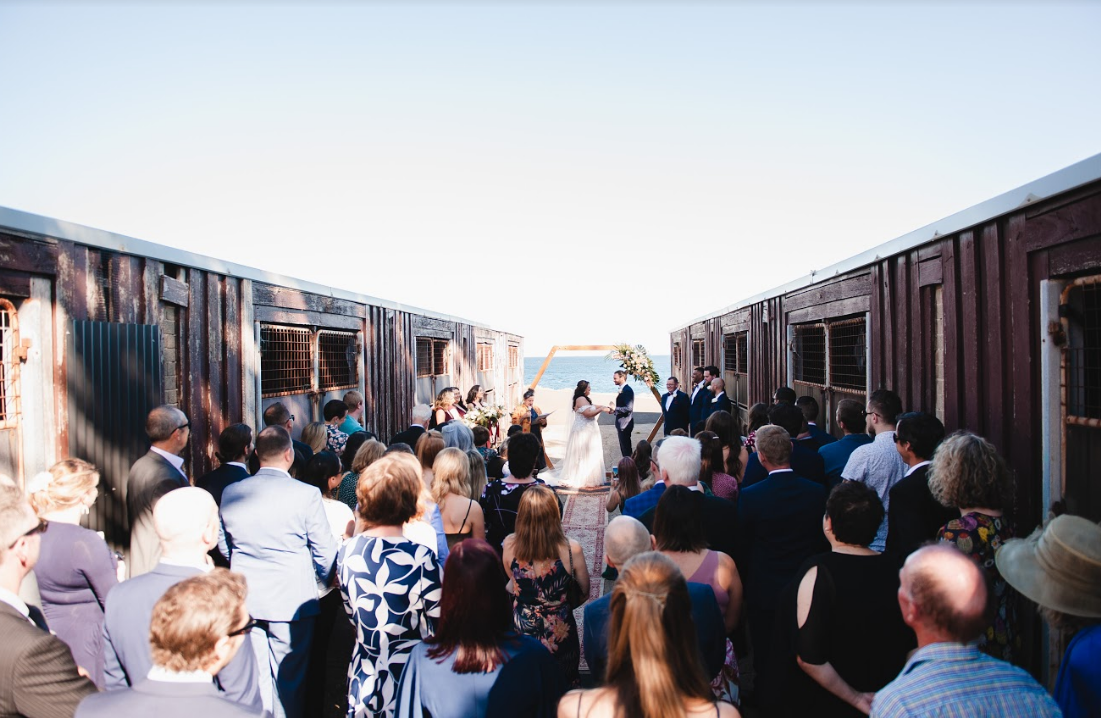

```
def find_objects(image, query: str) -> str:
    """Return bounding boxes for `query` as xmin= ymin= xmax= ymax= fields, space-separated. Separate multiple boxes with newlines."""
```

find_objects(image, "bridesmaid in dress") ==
xmin=27 ymin=459 xmax=118 ymax=688
xmin=502 ymin=485 xmax=590 ymax=686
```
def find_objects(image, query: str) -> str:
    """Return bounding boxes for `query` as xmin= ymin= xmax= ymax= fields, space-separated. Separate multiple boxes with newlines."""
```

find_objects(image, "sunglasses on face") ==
xmin=8 ymin=519 xmax=48 ymax=549
xmin=227 ymin=616 xmax=259 ymax=637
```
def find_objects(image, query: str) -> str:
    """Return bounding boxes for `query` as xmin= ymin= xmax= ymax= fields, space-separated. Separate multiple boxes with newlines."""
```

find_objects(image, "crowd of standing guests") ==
xmin=1 ymin=377 xmax=1099 ymax=718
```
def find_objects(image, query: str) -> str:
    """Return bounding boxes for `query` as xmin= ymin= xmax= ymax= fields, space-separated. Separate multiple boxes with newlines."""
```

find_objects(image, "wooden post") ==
xmin=646 ymin=385 xmax=665 ymax=443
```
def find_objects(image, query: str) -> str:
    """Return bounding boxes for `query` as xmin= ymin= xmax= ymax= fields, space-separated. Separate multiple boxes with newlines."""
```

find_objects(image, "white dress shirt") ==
xmin=150 ymin=446 xmax=187 ymax=479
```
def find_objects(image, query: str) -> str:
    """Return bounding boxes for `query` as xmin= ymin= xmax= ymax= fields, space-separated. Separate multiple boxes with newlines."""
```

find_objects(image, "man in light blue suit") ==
xmin=219 ymin=426 xmax=338 ymax=718
xmin=103 ymin=488 xmax=261 ymax=711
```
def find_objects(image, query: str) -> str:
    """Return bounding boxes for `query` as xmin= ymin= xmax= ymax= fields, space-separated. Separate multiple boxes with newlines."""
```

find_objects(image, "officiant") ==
xmin=511 ymin=389 xmax=550 ymax=471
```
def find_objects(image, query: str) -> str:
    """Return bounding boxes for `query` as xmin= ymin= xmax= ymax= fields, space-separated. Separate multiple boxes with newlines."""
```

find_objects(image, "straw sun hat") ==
xmin=995 ymin=514 xmax=1101 ymax=619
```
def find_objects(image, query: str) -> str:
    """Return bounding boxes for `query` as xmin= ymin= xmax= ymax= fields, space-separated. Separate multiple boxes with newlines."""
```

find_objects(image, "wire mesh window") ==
xmin=433 ymin=340 xmax=449 ymax=377
xmin=1066 ymin=280 xmax=1101 ymax=421
xmin=673 ymin=343 xmax=682 ymax=368
xmin=723 ymin=333 xmax=749 ymax=373
xmin=509 ymin=345 xmax=519 ymax=369
xmin=0 ymin=302 xmax=14 ymax=427
xmin=829 ymin=317 xmax=867 ymax=392
xmin=477 ymin=343 xmax=494 ymax=372
xmin=416 ymin=337 xmax=449 ymax=377
xmin=692 ymin=339 xmax=705 ymax=368
xmin=318 ymin=330 xmax=358 ymax=391
xmin=792 ymin=324 xmax=826 ymax=386
xmin=259 ymin=325 xmax=312 ymax=397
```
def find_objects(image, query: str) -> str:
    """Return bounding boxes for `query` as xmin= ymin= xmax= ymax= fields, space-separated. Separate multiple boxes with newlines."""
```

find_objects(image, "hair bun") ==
xmin=26 ymin=471 xmax=53 ymax=495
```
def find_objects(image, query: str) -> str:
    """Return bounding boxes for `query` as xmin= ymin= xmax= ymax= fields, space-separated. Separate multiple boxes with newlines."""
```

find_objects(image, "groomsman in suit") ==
xmin=708 ymin=377 xmax=733 ymax=418
xmin=78 ymin=571 xmax=262 ymax=718
xmin=104 ymin=488 xmax=261 ymax=709
xmin=0 ymin=486 xmax=97 ymax=717
xmin=391 ymin=404 xmax=431 ymax=448
xmin=611 ymin=371 xmax=635 ymax=457
xmin=659 ymin=377 xmax=690 ymax=435
xmin=220 ymin=426 xmax=338 ymax=718
xmin=128 ymin=405 xmax=192 ymax=577
xmin=742 ymin=403 xmax=827 ymax=487
xmin=196 ymin=424 xmax=254 ymax=507
xmin=688 ymin=366 xmax=712 ymax=436
xmin=885 ymin=412 xmax=956 ymax=558
xmin=248 ymin=402 xmax=314 ymax=474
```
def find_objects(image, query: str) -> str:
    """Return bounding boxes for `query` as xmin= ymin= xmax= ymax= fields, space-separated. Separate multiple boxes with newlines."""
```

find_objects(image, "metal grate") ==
xmin=692 ymin=339 xmax=705 ymax=368
xmin=673 ymin=343 xmax=682 ymax=368
xmin=1067 ymin=281 xmax=1101 ymax=422
xmin=260 ymin=325 xmax=312 ymax=397
xmin=792 ymin=323 xmax=826 ymax=386
xmin=433 ymin=340 xmax=449 ymax=377
xmin=723 ymin=335 xmax=738 ymax=372
xmin=737 ymin=333 xmax=748 ymax=374
xmin=0 ymin=302 xmax=14 ymax=427
xmin=509 ymin=345 xmax=519 ymax=369
xmin=318 ymin=330 xmax=358 ymax=391
xmin=829 ymin=317 xmax=867 ymax=392
xmin=416 ymin=337 xmax=449 ymax=377
xmin=477 ymin=343 xmax=494 ymax=372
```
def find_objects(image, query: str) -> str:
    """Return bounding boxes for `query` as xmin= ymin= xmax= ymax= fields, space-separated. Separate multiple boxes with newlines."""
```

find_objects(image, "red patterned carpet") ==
xmin=558 ymin=485 xmax=610 ymax=674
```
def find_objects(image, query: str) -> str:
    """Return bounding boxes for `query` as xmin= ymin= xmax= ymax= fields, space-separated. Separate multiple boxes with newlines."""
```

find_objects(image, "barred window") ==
xmin=260 ymin=325 xmax=313 ymax=397
xmin=829 ymin=318 xmax=867 ymax=392
xmin=508 ymin=345 xmax=519 ymax=369
xmin=318 ymin=330 xmax=358 ymax=391
xmin=723 ymin=335 xmax=737 ymax=373
xmin=673 ymin=343 xmax=682 ymax=368
xmin=477 ymin=343 xmax=494 ymax=372
xmin=792 ymin=324 xmax=826 ymax=386
xmin=737 ymin=333 xmax=748 ymax=374
xmin=416 ymin=337 xmax=449 ymax=377
xmin=692 ymin=339 xmax=705 ymax=368
xmin=0 ymin=301 xmax=16 ymax=427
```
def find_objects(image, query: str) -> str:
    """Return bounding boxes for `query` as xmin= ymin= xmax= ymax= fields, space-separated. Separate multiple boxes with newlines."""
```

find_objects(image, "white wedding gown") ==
xmin=557 ymin=401 xmax=606 ymax=489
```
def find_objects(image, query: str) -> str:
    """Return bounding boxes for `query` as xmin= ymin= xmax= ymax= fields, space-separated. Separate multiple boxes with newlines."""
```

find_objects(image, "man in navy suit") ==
xmin=248 ymin=402 xmax=314 ymax=474
xmin=583 ymin=516 xmax=725 ymax=682
xmin=390 ymin=404 xmax=431 ymax=449
xmin=707 ymin=377 xmax=734 ymax=418
xmin=742 ymin=403 xmax=826 ymax=487
xmin=623 ymin=439 xmax=667 ymax=519
xmin=736 ymin=425 xmax=828 ymax=706
xmin=658 ymin=376 xmax=691 ymax=435
xmin=127 ymin=405 xmax=192 ymax=577
xmin=104 ymin=488 xmax=261 ymax=710
xmin=220 ymin=426 xmax=338 ymax=718
xmin=795 ymin=395 xmax=836 ymax=450
xmin=196 ymin=424 xmax=253 ymax=507
xmin=688 ymin=366 xmax=717 ymax=436
xmin=79 ymin=571 xmax=263 ymax=718
xmin=885 ymin=412 xmax=955 ymax=558
xmin=611 ymin=371 xmax=635 ymax=457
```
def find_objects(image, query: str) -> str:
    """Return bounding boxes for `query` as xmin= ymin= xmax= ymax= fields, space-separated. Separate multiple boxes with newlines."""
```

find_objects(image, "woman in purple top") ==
xmin=698 ymin=431 xmax=739 ymax=501
xmin=27 ymin=459 xmax=118 ymax=688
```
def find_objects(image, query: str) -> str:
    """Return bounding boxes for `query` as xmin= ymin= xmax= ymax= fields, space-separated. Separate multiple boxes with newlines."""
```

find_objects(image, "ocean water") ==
xmin=524 ymin=355 xmax=671 ymax=394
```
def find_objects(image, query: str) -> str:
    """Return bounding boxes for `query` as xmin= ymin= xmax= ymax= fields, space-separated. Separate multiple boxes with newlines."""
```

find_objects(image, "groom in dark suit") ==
xmin=659 ymin=377 xmax=691 ymax=435
xmin=611 ymin=371 xmax=634 ymax=457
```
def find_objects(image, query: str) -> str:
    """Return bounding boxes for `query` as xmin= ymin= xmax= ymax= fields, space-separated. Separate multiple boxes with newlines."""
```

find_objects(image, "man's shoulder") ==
xmin=699 ymin=492 xmax=736 ymax=513
xmin=0 ymin=604 xmax=49 ymax=649
xmin=584 ymin=593 xmax=612 ymax=621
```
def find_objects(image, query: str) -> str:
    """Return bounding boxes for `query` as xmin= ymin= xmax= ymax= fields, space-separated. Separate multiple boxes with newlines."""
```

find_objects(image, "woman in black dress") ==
xmin=776 ymin=481 xmax=914 ymax=717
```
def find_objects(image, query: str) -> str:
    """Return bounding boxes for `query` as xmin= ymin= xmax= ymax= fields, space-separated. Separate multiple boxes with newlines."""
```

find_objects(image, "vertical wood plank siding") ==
xmin=676 ymin=181 xmax=1101 ymax=540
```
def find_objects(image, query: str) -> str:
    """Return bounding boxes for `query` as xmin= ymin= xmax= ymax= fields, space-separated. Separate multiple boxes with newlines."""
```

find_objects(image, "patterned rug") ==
xmin=558 ymin=485 xmax=610 ymax=674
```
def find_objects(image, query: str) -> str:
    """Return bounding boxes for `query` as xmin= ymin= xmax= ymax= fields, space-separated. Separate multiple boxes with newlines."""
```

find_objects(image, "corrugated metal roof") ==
xmin=672 ymin=152 xmax=1101 ymax=331
xmin=0 ymin=205 xmax=519 ymax=336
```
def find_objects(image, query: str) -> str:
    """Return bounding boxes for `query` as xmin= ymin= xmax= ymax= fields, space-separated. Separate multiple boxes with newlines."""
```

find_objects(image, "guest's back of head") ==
xmin=773 ymin=387 xmax=797 ymax=405
xmin=826 ymin=481 xmax=883 ymax=547
xmin=263 ymin=402 xmax=291 ymax=427
xmin=900 ymin=544 xmax=989 ymax=644
xmin=300 ymin=422 xmax=328 ymax=455
xmin=894 ymin=412 xmax=946 ymax=462
xmin=302 ymin=450 xmax=342 ymax=495
xmin=514 ymin=484 xmax=565 ymax=564
xmin=431 ymin=448 xmax=471 ymax=504
xmin=255 ymin=425 xmax=293 ymax=465
xmin=795 ymin=395 xmax=819 ymax=425
xmin=927 ymin=431 xmax=1012 ymax=511
xmin=215 ymin=424 xmax=253 ymax=465
xmin=323 ymin=399 xmax=347 ymax=423
xmin=604 ymin=516 xmax=652 ymax=567
xmin=631 ymin=440 xmax=652 ymax=479
xmin=768 ymin=403 xmax=804 ymax=438
xmin=656 ymin=436 xmax=700 ymax=487
xmin=27 ymin=458 xmax=99 ymax=517
xmin=416 ymin=430 xmax=445 ymax=472
xmin=754 ymin=425 xmax=792 ymax=467
xmin=441 ymin=422 xmax=475 ymax=452
xmin=471 ymin=425 xmax=491 ymax=448
xmin=149 ymin=569 xmax=249 ymax=675
xmin=505 ymin=433 xmax=541 ymax=479
xmin=465 ymin=450 xmax=488 ymax=502
xmin=411 ymin=404 xmax=432 ymax=426
xmin=747 ymin=402 xmax=770 ymax=434
xmin=835 ymin=398 xmax=866 ymax=435
xmin=615 ymin=457 xmax=641 ymax=499
xmin=342 ymin=431 xmax=372 ymax=473
xmin=351 ymin=439 xmax=387 ymax=474
xmin=867 ymin=389 xmax=903 ymax=427
xmin=653 ymin=486 xmax=707 ymax=553
xmin=356 ymin=453 xmax=423 ymax=527
xmin=153 ymin=487 xmax=219 ymax=552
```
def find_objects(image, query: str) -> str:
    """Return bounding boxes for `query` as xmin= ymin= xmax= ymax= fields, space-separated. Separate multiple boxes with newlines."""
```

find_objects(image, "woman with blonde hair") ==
xmin=929 ymin=431 xmax=1019 ymax=662
xmin=337 ymin=438 xmax=386 ymax=511
xmin=559 ymin=552 xmax=739 ymax=718
xmin=416 ymin=430 xmax=445 ymax=490
xmin=465 ymin=449 xmax=488 ymax=507
xmin=431 ymin=389 xmax=457 ymax=429
xmin=300 ymin=421 xmax=328 ymax=455
xmin=432 ymin=447 xmax=486 ymax=550
xmin=28 ymin=458 xmax=118 ymax=688
xmin=503 ymin=484 xmax=589 ymax=686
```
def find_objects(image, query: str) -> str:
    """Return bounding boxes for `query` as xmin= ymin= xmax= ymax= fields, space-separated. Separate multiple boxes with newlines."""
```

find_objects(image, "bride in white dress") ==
xmin=557 ymin=380 xmax=613 ymax=489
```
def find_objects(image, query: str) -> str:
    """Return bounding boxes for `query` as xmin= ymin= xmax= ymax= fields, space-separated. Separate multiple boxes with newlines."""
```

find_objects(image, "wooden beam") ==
xmin=527 ymin=347 xmax=558 ymax=390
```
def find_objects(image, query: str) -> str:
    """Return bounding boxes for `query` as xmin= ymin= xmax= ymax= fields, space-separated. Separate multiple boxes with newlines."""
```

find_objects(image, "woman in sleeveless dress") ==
xmin=432 ymin=447 xmax=486 ymax=550
xmin=502 ymin=485 xmax=590 ymax=686
xmin=558 ymin=380 xmax=612 ymax=489
xmin=558 ymin=552 xmax=740 ymax=718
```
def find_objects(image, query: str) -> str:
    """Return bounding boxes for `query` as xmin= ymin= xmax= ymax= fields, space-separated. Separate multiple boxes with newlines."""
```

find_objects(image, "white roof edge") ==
xmin=671 ymin=152 xmax=1101 ymax=332
xmin=0 ymin=205 xmax=520 ymax=337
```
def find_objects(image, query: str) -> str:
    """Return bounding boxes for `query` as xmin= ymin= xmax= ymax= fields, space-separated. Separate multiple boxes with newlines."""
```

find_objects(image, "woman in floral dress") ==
xmin=339 ymin=453 xmax=442 ymax=718
xmin=501 ymin=485 xmax=590 ymax=686
xmin=928 ymin=431 xmax=1020 ymax=662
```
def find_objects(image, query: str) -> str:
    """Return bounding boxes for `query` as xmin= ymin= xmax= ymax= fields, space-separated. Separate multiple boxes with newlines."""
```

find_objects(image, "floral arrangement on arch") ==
xmin=607 ymin=343 xmax=661 ymax=387
xmin=464 ymin=404 xmax=507 ymax=429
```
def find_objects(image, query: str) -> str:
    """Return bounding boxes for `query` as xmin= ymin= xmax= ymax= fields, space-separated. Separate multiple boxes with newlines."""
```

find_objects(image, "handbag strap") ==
xmin=567 ymin=541 xmax=576 ymax=580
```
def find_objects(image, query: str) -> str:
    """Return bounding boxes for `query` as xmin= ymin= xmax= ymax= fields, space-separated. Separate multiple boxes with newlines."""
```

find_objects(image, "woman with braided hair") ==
xmin=558 ymin=552 xmax=739 ymax=718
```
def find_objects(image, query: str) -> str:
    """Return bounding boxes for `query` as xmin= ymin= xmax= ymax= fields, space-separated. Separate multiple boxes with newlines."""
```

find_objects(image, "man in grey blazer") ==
xmin=104 ymin=487 xmax=261 ymax=710
xmin=219 ymin=426 xmax=338 ymax=718
xmin=0 ymin=486 xmax=97 ymax=717
xmin=78 ymin=570 xmax=263 ymax=717
xmin=127 ymin=405 xmax=192 ymax=577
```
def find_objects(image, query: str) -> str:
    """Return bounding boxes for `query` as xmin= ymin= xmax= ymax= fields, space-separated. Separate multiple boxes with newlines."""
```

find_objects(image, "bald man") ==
xmin=103 ymin=488 xmax=261 ymax=711
xmin=582 ymin=517 xmax=725 ymax=682
xmin=871 ymin=545 xmax=1059 ymax=717
xmin=127 ymin=405 xmax=192 ymax=576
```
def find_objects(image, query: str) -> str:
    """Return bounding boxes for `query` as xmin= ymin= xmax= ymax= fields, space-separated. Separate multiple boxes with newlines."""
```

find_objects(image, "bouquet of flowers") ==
xmin=465 ymin=404 xmax=507 ymax=428
xmin=607 ymin=343 xmax=661 ymax=387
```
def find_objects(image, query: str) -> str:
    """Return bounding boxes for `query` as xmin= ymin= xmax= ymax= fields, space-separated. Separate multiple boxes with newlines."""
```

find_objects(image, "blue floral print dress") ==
xmin=511 ymin=556 xmax=581 ymax=687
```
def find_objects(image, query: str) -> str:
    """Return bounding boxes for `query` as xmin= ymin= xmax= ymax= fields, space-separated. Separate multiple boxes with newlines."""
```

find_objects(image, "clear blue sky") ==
xmin=1 ymin=2 xmax=1098 ymax=355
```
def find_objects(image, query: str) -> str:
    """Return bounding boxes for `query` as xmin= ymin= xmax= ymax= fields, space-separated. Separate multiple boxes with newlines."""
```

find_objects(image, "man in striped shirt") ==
xmin=872 ymin=545 xmax=1059 ymax=717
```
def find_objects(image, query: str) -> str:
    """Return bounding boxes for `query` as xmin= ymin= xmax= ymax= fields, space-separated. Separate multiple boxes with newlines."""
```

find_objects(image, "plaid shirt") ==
xmin=871 ymin=643 xmax=1062 ymax=718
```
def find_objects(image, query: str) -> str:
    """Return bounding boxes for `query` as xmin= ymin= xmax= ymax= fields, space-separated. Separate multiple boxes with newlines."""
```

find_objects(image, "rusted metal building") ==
xmin=0 ymin=207 xmax=523 ymax=549
xmin=672 ymin=153 xmax=1101 ymax=676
